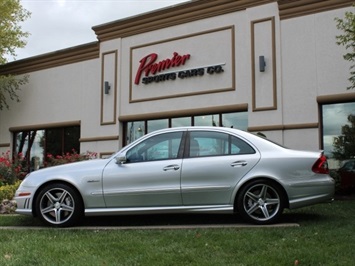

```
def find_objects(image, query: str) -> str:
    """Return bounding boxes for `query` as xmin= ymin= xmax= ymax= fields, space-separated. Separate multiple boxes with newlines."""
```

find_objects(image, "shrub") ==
xmin=0 ymin=151 xmax=27 ymax=185
xmin=0 ymin=180 xmax=21 ymax=202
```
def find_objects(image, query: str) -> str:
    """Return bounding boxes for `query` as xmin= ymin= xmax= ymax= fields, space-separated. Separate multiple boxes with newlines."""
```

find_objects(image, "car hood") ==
xmin=24 ymin=158 xmax=111 ymax=182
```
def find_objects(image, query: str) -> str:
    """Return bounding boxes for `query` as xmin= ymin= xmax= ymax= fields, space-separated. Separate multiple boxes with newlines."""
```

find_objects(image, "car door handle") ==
xmin=231 ymin=161 xmax=247 ymax=167
xmin=163 ymin=165 xmax=180 ymax=171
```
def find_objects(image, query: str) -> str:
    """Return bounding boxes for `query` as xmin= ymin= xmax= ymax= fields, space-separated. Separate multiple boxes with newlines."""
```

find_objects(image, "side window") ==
xmin=189 ymin=131 xmax=255 ymax=158
xmin=126 ymin=132 xmax=183 ymax=163
xmin=230 ymin=135 xmax=255 ymax=155
xmin=342 ymin=161 xmax=355 ymax=171
xmin=189 ymin=131 xmax=229 ymax=157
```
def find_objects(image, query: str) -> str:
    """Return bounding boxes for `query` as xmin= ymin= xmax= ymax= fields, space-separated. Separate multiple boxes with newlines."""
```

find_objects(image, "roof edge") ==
xmin=92 ymin=0 xmax=275 ymax=41
xmin=0 ymin=42 xmax=99 ymax=75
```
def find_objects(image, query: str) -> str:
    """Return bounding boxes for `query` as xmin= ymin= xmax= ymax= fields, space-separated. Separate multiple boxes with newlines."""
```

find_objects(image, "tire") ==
xmin=35 ymin=183 xmax=83 ymax=227
xmin=237 ymin=180 xmax=284 ymax=225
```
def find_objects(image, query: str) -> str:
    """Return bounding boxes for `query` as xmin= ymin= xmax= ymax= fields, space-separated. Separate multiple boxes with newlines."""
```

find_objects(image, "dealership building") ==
xmin=0 ymin=0 xmax=354 ymax=170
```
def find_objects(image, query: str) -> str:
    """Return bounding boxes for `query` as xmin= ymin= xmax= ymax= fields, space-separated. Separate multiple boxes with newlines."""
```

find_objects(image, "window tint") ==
xmin=189 ymin=131 xmax=255 ymax=158
xmin=126 ymin=132 xmax=183 ymax=163
xmin=230 ymin=136 xmax=256 ymax=155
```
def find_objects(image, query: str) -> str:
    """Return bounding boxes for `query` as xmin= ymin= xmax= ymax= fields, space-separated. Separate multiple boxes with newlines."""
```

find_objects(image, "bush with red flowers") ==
xmin=0 ymin=151 xmax=27 ymax=185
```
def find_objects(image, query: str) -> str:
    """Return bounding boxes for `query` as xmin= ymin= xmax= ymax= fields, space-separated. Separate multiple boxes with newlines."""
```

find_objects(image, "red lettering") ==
xmin=134 ymin=53 xmax=158 ymax=85
xmin=134 ymin=52 xmax=190 ymax=85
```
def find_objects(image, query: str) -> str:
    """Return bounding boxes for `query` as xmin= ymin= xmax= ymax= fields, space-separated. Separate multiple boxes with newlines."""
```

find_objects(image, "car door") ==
xmin=181 ymin=130 xmax=260 ymax=205
xmin=102 ymin=131 xmax=185 ymax=208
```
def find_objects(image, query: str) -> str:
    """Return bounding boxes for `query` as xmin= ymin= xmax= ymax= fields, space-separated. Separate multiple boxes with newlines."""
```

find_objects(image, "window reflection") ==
xmin=124 ymin=112 xmax=248 ymax=145
xmin=171 ymin=117 xmax=191 ymax=127
xmin=16 ymin=130 xmax=45 ymax=171
xmin=194 ymin=114 xmax=219 ymax=126
xmin=322 ymin=102 xmax=355 ymax=169
xmin=223 ymin=112 xmax=248 ymax=130
xmin=127 ymin=121 xmax=145 ymax=144
xmin=14 ymin=126 xmax=80 ymax=172
xmin=147 ymin=119 xmax=168 ymax=133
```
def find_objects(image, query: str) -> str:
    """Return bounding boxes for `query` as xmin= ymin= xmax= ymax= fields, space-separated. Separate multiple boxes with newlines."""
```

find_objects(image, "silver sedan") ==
xmin=14 ymin=126 xmax=335 ymax=227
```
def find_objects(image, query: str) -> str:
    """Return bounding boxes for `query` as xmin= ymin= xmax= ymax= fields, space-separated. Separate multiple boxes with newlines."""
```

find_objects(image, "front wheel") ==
xmin=237 ymin=180 xmax=285 ymax=225
xmin=35 ymin=183 xmax=83 ymax=227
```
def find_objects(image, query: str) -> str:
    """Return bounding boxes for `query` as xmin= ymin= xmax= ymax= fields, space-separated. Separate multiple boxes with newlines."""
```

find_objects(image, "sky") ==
xmin=12 ymin=0 xmax=190 ymax=61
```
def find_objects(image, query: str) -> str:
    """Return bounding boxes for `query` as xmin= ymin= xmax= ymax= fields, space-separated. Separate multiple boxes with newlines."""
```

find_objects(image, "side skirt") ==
xmin=84 ymin=205 xmax=234 ymax=216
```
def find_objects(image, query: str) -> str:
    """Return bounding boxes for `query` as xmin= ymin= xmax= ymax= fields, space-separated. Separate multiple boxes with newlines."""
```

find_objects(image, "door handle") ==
xmin=231 ymin=161 xmax=247 ymax=167
xmin=163 ymin=165 xmax=180 ymax=171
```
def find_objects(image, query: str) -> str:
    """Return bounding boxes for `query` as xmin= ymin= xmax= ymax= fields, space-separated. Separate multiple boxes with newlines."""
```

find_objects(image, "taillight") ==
xmin=312 ymin=154 xmax=329 ymax=174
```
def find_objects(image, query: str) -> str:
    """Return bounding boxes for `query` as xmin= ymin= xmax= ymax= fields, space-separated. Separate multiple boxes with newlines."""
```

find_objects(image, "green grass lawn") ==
xmin=0 ymin=200 xmax=354 ymax=266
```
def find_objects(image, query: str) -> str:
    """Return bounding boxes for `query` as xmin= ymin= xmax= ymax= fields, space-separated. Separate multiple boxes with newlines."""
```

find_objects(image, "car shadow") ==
xmin=81 ymin=213 xmax=240 ymax=227
xmin=79 ymin=211 xmax=329 ymax=228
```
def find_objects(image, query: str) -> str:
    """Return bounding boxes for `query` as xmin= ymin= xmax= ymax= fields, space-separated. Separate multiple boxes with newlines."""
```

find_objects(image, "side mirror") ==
xmin=115 ymin=154 xmax=127 ymax=164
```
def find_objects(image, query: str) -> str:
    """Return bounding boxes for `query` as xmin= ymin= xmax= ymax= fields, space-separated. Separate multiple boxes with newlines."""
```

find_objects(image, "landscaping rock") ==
xmin=0 ymin=199 xmax=17 ymax=214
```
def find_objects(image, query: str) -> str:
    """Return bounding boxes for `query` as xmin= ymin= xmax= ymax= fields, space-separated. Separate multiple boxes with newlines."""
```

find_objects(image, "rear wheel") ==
xmin=237 ymin=180 xmax=284 ymax=224
xmin=35 ymin=183 xmax=83 ymax=227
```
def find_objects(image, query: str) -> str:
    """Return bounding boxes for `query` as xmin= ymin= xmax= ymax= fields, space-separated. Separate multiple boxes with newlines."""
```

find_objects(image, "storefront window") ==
xmin=194 ymin=114 xmax=219 ymax=126
xmin=15 ymin=130 xmax=45 ymax=171
xmin=171 ymin=117 xmax=191 ymax=127
xmin=126 ymin=121 xmax=145 ymax=144
xmin=124 ymin=112 xmax=248 ymax=145
xmin=223 ymin=112 xmax=248 ymax=130
xmin=322 ymin=102 xmax=355 ymax=169
xmin=14 ymin=126 xmax=80 ymax=171
xmin=323 ymin=102 xmax=355 ymax=193
xmin=147 ymin=119 xmax=168 ymax=133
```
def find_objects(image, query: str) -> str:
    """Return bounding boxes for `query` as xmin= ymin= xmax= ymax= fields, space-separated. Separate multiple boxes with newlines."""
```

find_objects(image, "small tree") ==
xmin=332 ymin=114 xmax=355 ymax=161
xmin=0 ymin=0 xmax=31 ymax=110
xmin=335 ymin=6 xmax=355 ymax=90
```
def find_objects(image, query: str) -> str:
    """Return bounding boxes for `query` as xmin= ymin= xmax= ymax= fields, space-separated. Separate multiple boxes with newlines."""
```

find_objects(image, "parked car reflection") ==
xmin=337 ymin=160 xmax=355 ymax=192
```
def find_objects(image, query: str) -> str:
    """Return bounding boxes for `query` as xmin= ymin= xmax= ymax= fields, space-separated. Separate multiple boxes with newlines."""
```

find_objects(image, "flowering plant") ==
xmin=45 ymin=149 xmax=97 ymax=167
xmin=0 ymin=151 xmax=27 ymax=185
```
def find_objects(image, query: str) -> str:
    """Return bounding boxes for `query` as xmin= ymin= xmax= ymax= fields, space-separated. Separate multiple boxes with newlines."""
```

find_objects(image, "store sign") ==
xmin=134 ymin=52 xmax=224 ymax=85
xmin=129 ymin=27 xmax=233 ymax=103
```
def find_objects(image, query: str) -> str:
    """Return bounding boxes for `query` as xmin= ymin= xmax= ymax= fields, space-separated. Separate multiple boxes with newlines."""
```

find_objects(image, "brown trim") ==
xmin=130 ymin=88 xmax=236 ymax=103
xmin=119 ymin=103 xmax=248 ymax=122
xmin=317 ymin=92 xmax=355 ymax=104
xmin=278 ymin=0 xmax=354 ymax=20
xmin=9 ymin=121 xmax=81 ymax=132
xmin=251 ymin=17 xmax=277 ymax=112
xmin=248 ymin=123 xmax=319 ymax=132
xmin=0 ymin=143 xmax=10 ymax=148
xmin=0 ymin=42 xmax=99 ymax=75
xmin=80 ymin=136 xmax=119 ymax=142
xmin=100 ymin=50 xmax=118 ymax=125
xmin=129 ymin=26 xmax=236 ymax=103
xmin=93 ymin=0 xmax=275 ymax=42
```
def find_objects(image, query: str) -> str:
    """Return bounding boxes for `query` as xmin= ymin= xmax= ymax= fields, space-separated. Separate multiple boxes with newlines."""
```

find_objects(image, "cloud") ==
xmin=322 ymin=103 xmax=355 ymax=136
xmin=14 ymin=0 xmax=190 ymax=60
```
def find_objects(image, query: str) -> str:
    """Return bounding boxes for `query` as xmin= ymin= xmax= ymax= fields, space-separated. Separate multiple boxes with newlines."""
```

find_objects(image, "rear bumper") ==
xmin=289 ymin=194 xmax=334 ymax=209
xmin=287 ymin=176 xmax=335 ymax=209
